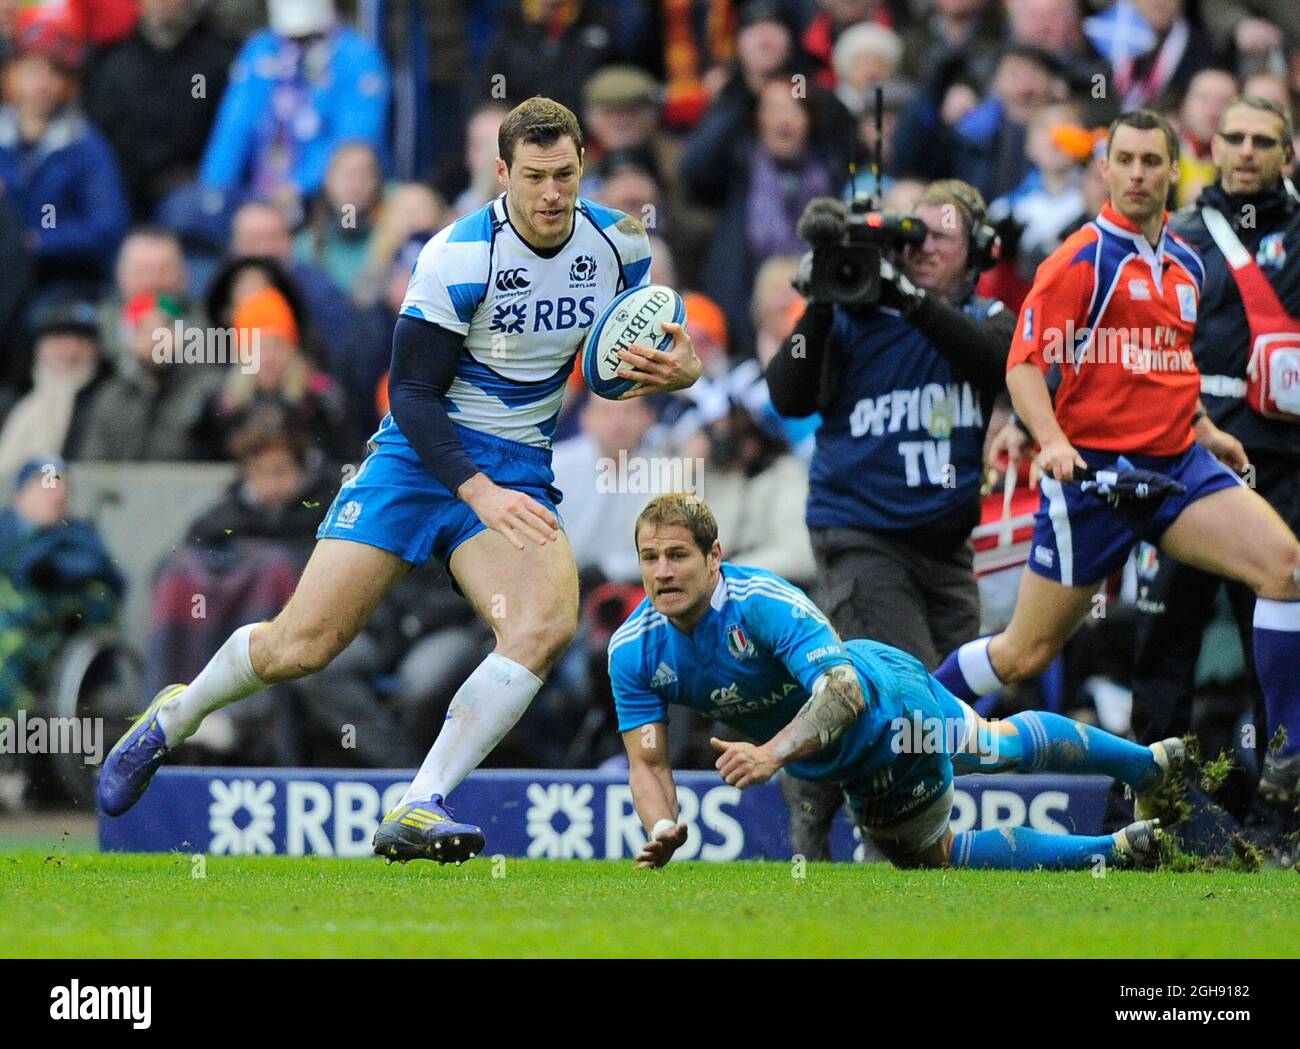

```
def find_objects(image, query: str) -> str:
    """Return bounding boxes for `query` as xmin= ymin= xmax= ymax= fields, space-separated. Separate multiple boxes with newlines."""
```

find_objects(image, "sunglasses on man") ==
xmin=1217 ymin=130 xmax=1282 ymax=150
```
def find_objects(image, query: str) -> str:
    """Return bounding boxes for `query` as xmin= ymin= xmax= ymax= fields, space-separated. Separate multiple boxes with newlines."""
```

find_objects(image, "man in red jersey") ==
xmin=934 ymin=111 xmax=1300 ymax=788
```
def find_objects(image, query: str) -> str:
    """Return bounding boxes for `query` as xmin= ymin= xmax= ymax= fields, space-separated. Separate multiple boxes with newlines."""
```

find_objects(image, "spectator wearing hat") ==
xmin=193 ymin=285 xmax=356 ymax=464
xmin=76 ymin=291 xmax=226 ymax=462
xmin=85 ymin=0 xmax=236 ymax=223
xmin=477 ymin=0 xmax=618 ymax=116
xmin=168 ymin=0 xmax=389 ymax=247
xmin=0 ymin=5 xmax=130 ymax=299
xmin=679 ymin=291 xmax=731 ymax=379
xmin=227 ymin=199 xmax=355 ymax=344
xmin=584 ymin=64 xmax=715 ymax=289
xmin=0 ymin=301 xmax=110 ymax=484
xmin=0 ymin=456 xmax=124 ymax=729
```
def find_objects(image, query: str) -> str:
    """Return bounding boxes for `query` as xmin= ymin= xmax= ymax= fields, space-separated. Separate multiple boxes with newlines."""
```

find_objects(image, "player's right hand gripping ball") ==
xmin=581 ymin=284 xmax=687 ymax=400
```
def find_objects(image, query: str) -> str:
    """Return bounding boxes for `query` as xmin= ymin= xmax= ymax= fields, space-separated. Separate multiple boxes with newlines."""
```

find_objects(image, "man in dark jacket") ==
xmin=1130 ymin=96 xmax=1300 ymax=853
xmin=86 ymin=0 xmax=236 ymax=222
xmin=477 ymin=0 xmax=618 ymax=116
xmin=765 ymin=180 xmax=1014 ymax=857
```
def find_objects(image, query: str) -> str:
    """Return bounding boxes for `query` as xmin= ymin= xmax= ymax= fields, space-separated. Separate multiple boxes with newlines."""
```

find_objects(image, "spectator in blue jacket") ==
xmin=0 ymin=456 xmax=125 ymax=719
xmin=0 ymin=9 xmax=130 ymax=299
xmin=196 ymin=0 xmax=390 ymax=231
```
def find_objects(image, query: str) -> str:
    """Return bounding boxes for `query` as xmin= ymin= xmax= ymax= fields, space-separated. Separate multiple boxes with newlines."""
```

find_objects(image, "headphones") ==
xmin=944 ymin=183 xmax=1001 ymax=272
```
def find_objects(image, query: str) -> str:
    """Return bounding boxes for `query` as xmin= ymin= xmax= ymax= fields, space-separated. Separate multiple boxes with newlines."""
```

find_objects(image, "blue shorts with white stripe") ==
xmin=1027 ymin=442 xmax=1243 ymax=588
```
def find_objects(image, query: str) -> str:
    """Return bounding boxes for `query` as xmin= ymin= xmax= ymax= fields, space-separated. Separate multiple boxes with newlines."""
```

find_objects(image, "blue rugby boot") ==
xmin=373 ymin=795 xmax=485 ymax=865
xmin=97 ymin=684 xmax=186 ymax=817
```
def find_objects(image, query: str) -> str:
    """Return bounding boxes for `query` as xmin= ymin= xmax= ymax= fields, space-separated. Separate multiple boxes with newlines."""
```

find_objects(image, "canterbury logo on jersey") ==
xmin=495 ymin=267 xmax=531 ymax=292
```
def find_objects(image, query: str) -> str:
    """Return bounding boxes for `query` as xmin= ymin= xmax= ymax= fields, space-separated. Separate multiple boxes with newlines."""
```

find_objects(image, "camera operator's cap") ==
xmin=584 ymin=66 xmax=660 ymax=110
xmin=268 ymin=0 xmax=335 ymax=38
xmin=15 ymin=455 xmax=67 ymax=493
xmin=14 ymin=5 xmax=87 ymax=72
xmin=29 ymin=298 xmax=100 ymax=342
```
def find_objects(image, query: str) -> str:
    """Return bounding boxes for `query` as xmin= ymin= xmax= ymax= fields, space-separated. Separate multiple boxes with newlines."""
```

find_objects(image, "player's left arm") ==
xmin=1192 ymin=399 xmax=1250 ymax=471
xmin=709 ymin=579 xmax=866 ymax=788
xmin=605 ymin=214 xmax=703 ymax=398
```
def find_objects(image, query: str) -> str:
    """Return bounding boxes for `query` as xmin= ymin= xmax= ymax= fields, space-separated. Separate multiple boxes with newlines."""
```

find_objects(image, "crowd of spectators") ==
xmin=1 ymin=0 xmax=1297 ymax=786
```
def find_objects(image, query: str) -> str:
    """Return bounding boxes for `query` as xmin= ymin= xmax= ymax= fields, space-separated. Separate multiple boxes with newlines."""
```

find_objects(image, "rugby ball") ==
xmin=582 ymin=284 xmax=687 ymax=400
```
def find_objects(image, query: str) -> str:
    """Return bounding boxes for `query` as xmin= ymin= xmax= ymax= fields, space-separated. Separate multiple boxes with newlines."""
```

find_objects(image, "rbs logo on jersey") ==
xmin=488 ymin=296 xmax=597 ymax=335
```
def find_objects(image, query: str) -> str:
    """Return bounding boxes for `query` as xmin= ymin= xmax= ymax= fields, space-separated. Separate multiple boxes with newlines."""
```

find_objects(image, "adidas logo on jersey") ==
xmin=650 ymin=661 xmax=677 ymax=689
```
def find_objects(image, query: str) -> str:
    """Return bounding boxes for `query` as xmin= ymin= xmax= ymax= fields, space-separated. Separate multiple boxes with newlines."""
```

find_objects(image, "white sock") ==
xmin=157 ymin=624 xmax=267 ymax=744
xmin=399 ymin=652 xmax=543 ymax=806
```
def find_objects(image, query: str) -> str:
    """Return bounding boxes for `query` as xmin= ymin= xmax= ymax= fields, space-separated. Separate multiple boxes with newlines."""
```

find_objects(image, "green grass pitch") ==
xmin=3 ymin=851 xmax=1298 ymax=957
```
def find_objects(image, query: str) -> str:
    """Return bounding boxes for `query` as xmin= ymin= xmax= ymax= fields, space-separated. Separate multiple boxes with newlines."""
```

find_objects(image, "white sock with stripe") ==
xmin=398 ymin=652 xmax=544 ymax=807
xmin=156 ymin=623 xmax=266 ymax=743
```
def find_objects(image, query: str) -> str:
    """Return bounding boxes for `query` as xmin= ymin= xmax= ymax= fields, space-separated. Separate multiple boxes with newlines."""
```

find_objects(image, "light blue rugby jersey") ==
xmin=607 ymin=563 xmax=923 ymax=782
xmin=375 ymin=193 xmax=652 ymax=449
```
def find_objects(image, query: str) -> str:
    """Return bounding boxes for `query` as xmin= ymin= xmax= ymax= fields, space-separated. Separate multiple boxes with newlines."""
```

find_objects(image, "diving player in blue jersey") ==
xmin=99 ymin=97 xmax=703 ymax=865
xmin=611 ymin=493 xmax=1179 ymax=870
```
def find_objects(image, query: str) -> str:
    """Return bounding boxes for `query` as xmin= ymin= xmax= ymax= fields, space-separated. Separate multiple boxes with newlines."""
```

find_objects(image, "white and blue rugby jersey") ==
xmin=608 ymin=563 xmax=925 ymax=783
xmin=387 ymin=193 xmax=652 ymax=447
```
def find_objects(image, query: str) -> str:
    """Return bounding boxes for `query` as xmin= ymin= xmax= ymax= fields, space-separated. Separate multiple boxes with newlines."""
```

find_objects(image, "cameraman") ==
xmin=764 ymin=179 xmax=1014 ymax=858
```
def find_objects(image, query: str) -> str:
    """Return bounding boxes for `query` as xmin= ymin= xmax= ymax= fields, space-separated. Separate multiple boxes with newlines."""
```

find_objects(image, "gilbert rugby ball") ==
xmin=582 ymin=284 xmax=686 ymax=400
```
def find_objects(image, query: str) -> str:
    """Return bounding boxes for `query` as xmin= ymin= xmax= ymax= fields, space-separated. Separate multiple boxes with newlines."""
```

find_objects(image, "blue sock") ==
xmin=1253 ymin=598 xmax=1300 ymax=758
xmin=935 ymin=636 xmax=1002 ymax=701
xmin=970 ymin=711 xmax=1162 ymax=792
xmin=951 ymin=827 xmax=1117 ymax=870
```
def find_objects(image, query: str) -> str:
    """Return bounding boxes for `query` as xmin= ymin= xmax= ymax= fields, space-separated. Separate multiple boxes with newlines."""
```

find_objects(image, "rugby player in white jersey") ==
xmin=99 ymin=97 xmax=702 ymax=864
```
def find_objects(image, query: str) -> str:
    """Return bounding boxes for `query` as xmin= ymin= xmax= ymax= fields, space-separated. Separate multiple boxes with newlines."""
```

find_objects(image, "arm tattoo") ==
xmin=788 ymin=665 xmax=865 ymax=752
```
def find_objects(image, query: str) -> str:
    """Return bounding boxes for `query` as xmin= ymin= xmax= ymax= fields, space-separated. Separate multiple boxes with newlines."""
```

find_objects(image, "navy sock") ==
xmin=935 ymin=636 xmax=1002 ymax=701
xmin=951 ymin=827 xmax=1117 ymax=870
xmin=1253 ymin=599 xmax=1300 ymax=758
